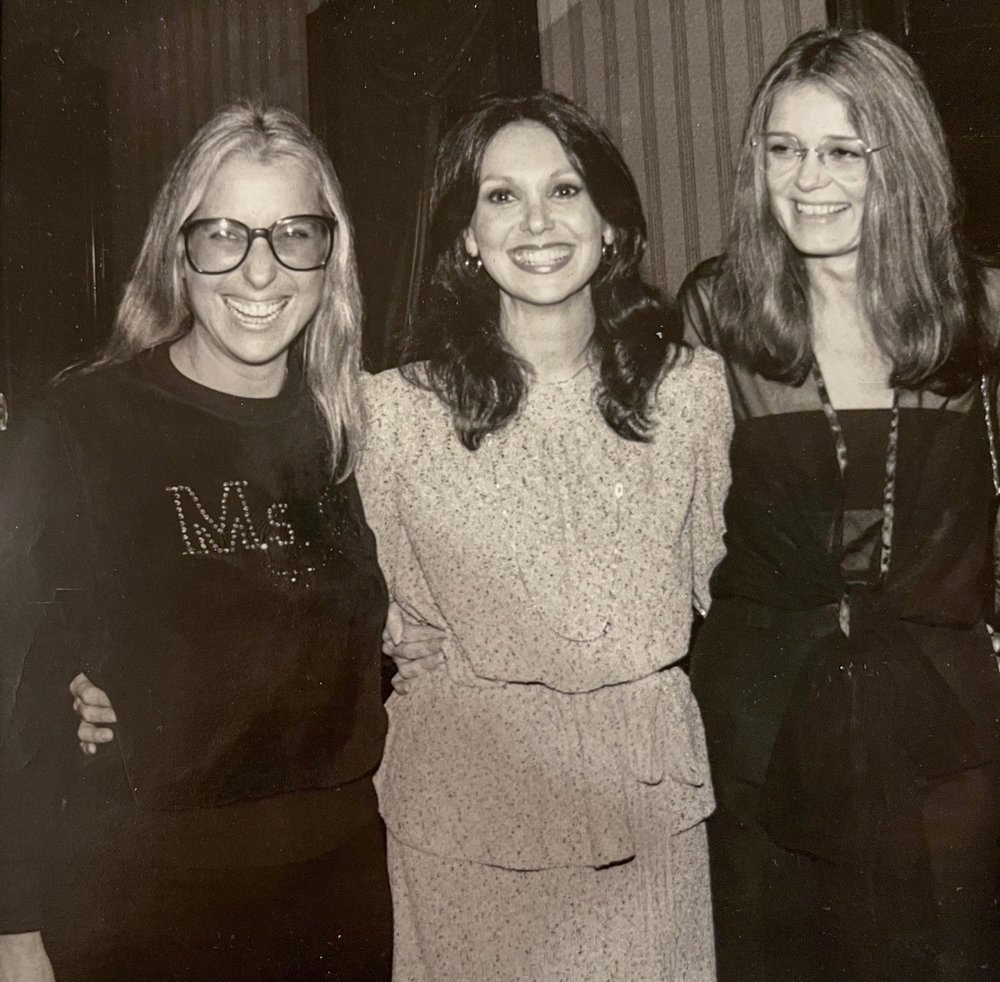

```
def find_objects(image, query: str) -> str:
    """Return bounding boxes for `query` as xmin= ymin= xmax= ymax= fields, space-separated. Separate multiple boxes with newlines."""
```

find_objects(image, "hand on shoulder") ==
xmin=0 ymin=932 xmax=55 ymax=982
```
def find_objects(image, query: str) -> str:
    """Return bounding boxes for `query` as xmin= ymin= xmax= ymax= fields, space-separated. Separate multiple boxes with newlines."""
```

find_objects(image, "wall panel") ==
xmin=539 ymin=0 xmax=827 ymax=291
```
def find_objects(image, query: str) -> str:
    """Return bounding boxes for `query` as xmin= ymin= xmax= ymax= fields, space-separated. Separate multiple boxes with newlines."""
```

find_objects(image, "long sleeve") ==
xmin=0 ymin=403 xmax=91 ymax=933
xmin=357 ymin=372 xmax=456 ymax=648
xmin=678 ymin=257 xmax=723 ymax=349
xmin=687 ymin=350 xmax=732 ymax=615
xmin=356 ymin=373 xmax=403 ymax=595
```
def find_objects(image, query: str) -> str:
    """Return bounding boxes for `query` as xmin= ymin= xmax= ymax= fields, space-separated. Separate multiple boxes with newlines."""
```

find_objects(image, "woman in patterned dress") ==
xmin=681 ymin=28 xmax=1000 ymax=982
xmin=358 ymin=91 xmax=729 ymax=981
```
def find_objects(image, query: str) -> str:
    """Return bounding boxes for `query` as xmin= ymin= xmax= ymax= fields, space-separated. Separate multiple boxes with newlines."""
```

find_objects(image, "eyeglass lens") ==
xmin=757 ymin=135 xmax=871 ymax=178
xmin=184 ymin=216 xmax=334 ymax=273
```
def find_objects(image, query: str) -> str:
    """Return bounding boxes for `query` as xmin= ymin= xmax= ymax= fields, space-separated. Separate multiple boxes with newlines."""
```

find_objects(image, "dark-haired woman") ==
xmin=681 ymin=28 xmax=1000 ymax=982
xmin=357 ymin=91 xmax=728 ymax=980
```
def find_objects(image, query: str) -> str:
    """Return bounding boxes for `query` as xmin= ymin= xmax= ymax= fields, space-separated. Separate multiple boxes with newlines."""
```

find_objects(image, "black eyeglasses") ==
xmin=181 ymin=215 xmax=338 ymax=274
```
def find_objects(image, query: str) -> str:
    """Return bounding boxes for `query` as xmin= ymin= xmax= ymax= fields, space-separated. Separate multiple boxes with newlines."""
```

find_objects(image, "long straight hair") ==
xmin=92 ymin=101 xmax=365 ymax=479
xmin=716 ymin=28 xmax=987 ymax=392
xmin=403 ymin=90 xmax=682 ymax=449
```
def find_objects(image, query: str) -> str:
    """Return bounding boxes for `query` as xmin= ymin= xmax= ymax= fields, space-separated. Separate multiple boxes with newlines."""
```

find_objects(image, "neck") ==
xmin=804 ymin=251 xmax=860 ymax=305
xmin=805 ymin=253 xmax=874 ymax=352
xmin=170 ymin=334 xmax=288 ymax=398
xmin=499 ymin=291 xmax=595 ymax=384
xmin=805 ymin=253 xmax=893 ymax=405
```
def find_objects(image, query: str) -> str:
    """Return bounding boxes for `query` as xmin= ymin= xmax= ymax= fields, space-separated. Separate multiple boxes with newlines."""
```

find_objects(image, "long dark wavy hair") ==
xmin=401 ymin=90 xmax=683 ymax=449
xmin=714 ymin=28 xmax=990 ymax=393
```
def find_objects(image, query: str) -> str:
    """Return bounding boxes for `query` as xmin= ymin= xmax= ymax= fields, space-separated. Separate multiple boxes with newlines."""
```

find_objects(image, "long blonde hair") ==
xmin=717 ymin=28 xmax=987 ymax=392
xmin=95 ymin=101 xmax=365 ymax=479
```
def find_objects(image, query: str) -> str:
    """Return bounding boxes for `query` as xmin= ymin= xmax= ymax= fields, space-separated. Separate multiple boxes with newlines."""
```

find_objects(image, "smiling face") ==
xmin=462 ymin=121 xmax=611 ymax=315
xmin=764 ymin=82 xmax=868 ymax=259
xmin=180 ymin=153 xmax=326 ymax=394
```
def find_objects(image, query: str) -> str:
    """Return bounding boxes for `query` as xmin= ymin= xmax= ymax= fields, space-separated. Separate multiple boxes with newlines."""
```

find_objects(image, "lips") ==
xmin=224 ymin=297 xmax=289 ymax=324
xmin=508 ymin=244 xmax=573 ymax=273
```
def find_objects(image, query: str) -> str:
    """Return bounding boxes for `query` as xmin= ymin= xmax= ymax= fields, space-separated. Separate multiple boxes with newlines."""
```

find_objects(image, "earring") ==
xmin=601 ymin=239 xmax=616 ymax=263
xmin=464 ymin=252 xmax=483 ymax=273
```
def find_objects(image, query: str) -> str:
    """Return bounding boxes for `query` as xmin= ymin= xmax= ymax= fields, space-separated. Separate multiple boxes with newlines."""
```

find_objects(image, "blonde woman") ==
xmin=0 ymin=103 xmax=391 ymax=981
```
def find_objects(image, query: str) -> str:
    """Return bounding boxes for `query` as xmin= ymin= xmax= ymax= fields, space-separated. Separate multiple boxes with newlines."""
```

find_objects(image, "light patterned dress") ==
xmin=357 ymin=346 xmax=731 ymax=981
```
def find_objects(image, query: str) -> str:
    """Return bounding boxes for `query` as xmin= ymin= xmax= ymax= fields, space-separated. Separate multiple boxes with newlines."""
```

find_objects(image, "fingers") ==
xmin=71 ymin=672 xmax=117 ymax=757
xmin=383 ymin=602 xmax=405 ymax=646
xmin=69 ymin=672 xmax=90 ymax=699
xmin=382 ymin=635 xmax=446 ymax=660
xmin=78 ymin=721 xmax=114 ymax=745
xmin=381 ymin=601 xmax=448 ymax=684
xmin=69 ymin=672 xmax=112 ymax=707
xmin=77 ymin=719 xmax=115 ymax=756
xmin=397 ymin=620 xmax=447 ymax=642
xmin=381 ymin=619 xmax=447 ymax=659
xmin=72 ymin=698 xmax=117 ymax=724
xmin=393 ymin=653 xmax=446 ymax=679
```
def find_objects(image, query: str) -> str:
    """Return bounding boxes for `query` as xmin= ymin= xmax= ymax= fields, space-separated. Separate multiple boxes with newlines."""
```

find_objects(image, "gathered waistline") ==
xmin=712 ymin=596 xmax=841 ymax=639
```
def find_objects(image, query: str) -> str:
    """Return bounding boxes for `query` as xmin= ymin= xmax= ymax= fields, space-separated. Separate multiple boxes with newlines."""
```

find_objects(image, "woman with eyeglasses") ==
xmin=0 ymin=102 xmax=392 ymax=981
xmin=59 ymin=90 xmax=727 ymax=981
xmin=680 ymin=28 xmax=1000 ymax=982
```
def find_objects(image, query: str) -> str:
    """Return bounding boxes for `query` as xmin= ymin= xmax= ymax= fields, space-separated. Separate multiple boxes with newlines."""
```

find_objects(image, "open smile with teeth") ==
xmin=795 ymin=202 xmax=849 ymax=217
xmin=224 ymin=297 xmax=290 ymax=324
xmin=509 ymin=245 xmax=573 ymax=272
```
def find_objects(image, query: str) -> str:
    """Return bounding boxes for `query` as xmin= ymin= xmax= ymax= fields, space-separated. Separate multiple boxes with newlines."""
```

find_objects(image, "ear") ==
xmin=462 ymin=227 xmax=479 ymax=258
xmin=602 ymin=226 xmax=614 ymax=247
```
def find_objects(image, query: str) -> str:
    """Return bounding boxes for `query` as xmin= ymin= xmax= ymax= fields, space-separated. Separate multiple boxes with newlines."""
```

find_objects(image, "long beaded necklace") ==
xmin=812 ymin=362 xmax=899 ymax=636
xmin=980 ymin=375 xmax=1000 ymax=495
xmin=979 ymin=376 xmax=1000 ymax=647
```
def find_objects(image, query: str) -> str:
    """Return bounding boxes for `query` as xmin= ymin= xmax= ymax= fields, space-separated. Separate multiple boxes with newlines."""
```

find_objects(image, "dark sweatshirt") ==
xmin=0 ymin=345 xmax=388 ymax=932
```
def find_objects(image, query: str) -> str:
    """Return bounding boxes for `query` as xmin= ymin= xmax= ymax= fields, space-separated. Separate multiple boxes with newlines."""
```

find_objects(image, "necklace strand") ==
xmin=812 ymin=362 xmax=899 ymax=636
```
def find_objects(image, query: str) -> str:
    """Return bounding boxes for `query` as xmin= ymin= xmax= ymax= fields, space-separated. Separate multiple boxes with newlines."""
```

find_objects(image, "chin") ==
xmin=788 ymin=235 xmax=861 ymax=259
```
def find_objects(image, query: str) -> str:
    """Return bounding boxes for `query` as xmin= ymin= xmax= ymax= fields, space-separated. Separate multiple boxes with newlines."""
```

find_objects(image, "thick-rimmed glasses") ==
xmin=181 ymin=215 xmax=338 ymax=274
xmin=751 ymin=133 xmax=887 ymax=181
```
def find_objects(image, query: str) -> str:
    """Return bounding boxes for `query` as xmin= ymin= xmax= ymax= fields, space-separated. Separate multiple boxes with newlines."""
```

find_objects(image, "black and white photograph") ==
xmin=2 ymin=2 xmax=998 ymax=980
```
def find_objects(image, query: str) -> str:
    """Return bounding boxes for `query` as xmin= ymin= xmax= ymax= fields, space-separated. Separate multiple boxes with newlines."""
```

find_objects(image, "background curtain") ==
xmin=538 ymin=0 xmax=828 ymax=293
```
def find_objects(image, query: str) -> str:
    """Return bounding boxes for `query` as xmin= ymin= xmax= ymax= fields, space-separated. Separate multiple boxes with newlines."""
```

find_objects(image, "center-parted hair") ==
xmin=402 ymin=90 xmax=684 ymax=449
xmin=94 ymin=100 xmax=365 ymax=479
xmin=715 ymin=28 xmax=989 ymax=392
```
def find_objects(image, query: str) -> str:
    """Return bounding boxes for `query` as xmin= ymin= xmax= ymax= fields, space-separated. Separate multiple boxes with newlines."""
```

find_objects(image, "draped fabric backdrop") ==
xmin=96 ymin=0 xmax=314 ymax=298
xmin=3 ymin=0 xmax=316 ymax=406
xmin=538 ymin=0 xmax=827 ymax=292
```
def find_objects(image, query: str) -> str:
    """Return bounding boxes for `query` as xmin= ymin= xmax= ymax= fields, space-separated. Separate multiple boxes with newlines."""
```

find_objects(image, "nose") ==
xmin=794 ymin=148 xmax=830 ymax=191
xmin=241 ymin=236 xmax=279 ymax=288
xmin=520 ymin=195 xmax=553 ymax=235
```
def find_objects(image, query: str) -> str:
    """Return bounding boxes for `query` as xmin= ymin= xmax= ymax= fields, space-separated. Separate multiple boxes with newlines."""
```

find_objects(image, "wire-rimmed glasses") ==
xmin=751 ymin=132 xmax=887 ymax=181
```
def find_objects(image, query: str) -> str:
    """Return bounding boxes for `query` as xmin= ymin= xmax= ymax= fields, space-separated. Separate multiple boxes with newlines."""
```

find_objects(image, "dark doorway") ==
xmin=827 ymin=0 xmax=1000 ymax=260
xmin=1 ymin=39 xmax=111 ymax=417
xmin=306 ymin=0 xmax=542 ymax=370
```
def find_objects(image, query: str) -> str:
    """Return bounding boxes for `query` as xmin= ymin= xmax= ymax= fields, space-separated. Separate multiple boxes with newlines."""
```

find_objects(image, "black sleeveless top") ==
xmin=680 ymin=258 xmax=1000 ymax=867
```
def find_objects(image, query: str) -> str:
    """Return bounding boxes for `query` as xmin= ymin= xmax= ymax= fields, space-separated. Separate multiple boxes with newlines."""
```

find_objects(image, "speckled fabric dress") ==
xmin=357 ymin=347 xmax=731 ymax=982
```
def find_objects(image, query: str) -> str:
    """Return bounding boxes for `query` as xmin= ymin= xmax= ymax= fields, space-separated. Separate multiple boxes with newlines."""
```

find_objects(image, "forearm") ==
xmin=0 ymin=931 xmax=55 ymax=982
